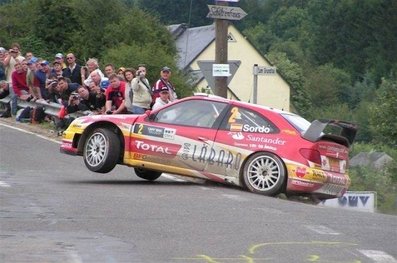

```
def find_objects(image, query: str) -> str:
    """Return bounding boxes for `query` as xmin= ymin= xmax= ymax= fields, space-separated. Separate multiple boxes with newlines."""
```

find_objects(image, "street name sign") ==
xmin=255 ymin=66 xmax=277 ymax=75
xmin=207 ymin=5 xmax=247 ymax=20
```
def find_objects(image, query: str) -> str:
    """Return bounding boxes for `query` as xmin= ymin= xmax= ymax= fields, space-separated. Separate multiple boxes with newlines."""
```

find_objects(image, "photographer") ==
xmin=125 ymin=64 xmax=152 ymax=114
xmin=66 ymin=85 xmax=105 ymax=115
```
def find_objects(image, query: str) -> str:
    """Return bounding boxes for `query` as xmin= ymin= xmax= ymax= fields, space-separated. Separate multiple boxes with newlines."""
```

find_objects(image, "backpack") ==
xmin=16 ymin=106 xmax=46 ymax=123
xmin=16 ymin=107 xmax=32 ymax=122
xmin=31 ymin=106 xmax=46 ymax=123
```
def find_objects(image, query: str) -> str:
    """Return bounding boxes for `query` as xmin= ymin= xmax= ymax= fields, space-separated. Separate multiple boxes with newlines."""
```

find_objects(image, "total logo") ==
xmin=135 ymin=140 xmax=171 ymax=154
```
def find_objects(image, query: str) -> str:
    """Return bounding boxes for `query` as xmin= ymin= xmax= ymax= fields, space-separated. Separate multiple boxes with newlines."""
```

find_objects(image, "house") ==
xmin=350 ymin=152 xmax=394 ymax=170
xmin=168 ymin=23 xmax=292 ymax=111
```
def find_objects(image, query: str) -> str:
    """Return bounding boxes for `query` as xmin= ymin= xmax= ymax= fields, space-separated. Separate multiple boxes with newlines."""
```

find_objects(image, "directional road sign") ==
xmin=255 ymin=66 xmax=277 ymax=75
xmin=207 ymin=5 xmax=247 ymax=21
xmin=198 ymin=60 xmax=241 ymax=89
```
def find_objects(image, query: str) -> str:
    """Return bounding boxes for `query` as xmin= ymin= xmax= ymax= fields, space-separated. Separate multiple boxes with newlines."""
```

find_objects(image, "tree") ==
xmin=369 ymin=75 xmax=397 ymax=146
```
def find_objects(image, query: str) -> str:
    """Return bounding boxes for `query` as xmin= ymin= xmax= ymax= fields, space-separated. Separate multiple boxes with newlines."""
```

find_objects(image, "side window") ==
xmin=154 ymin=99 xmax=228 ymax=128
xmin=220 ymin=106 xmax=279 ymax=134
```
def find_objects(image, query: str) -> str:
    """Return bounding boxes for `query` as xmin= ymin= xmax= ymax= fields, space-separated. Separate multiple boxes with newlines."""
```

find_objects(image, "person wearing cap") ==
xmin=62 ymin=53 xmax=82 ymax=85
xmin=26 ymin=57 xmax=43 ymax=101
xmin=50 ymin=60 xmax=64 ymax=79
xmin=152 ymin=66 xmax=177 ymax=102
xmin=152 ymin=86 xmax=171 ymax=111
xmin=34 ymin=60 xmax=52 ymax=100
xmin=54 ymin=53 xmax=67 ymax=69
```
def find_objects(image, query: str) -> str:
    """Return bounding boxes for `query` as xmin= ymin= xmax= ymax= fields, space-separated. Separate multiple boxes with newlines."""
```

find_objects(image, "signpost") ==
xmin=207 ymin=5 xmax=247 ymax=21
xmin=208 ymin=1 xmax=247 ymax=98
xmin=253 ymin=64 xmax=277 ymax=104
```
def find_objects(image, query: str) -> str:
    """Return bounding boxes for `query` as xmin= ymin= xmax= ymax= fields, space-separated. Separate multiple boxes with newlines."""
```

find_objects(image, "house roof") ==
xmin=350 ymin=152 xmax=393 ymax=169
xmin=168 ymin=23 xmax=215 ymax=70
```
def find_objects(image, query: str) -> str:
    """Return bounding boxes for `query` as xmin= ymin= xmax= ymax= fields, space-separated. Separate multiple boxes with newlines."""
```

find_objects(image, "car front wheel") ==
xmin=242 ymin=152 xmax=286 ymax=196
xmin=83 ymin=128 xmax=120 ymax=173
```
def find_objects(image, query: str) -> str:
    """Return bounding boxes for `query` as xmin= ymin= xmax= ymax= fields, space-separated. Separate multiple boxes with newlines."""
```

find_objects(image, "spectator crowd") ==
xmin=0 ymin=43 xmax=176 ymax=132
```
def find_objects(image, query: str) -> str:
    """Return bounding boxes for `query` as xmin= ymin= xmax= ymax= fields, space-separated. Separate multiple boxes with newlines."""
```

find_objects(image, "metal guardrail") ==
xmin=0 ymin=96 xmax=84 ymax=119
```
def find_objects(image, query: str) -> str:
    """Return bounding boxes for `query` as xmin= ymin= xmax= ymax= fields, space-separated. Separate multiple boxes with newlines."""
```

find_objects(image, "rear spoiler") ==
xmin=302 ymin=119 xmax=358 ymax=147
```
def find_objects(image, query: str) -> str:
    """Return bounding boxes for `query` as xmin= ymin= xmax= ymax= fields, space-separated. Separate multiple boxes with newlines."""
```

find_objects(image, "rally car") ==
xmin=60 ymin=94 xmax=357 ymax=200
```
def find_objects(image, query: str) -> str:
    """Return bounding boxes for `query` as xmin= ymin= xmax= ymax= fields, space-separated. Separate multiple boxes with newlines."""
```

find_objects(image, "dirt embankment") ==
xmin=0 ymin=117 xmax=62 ymax=142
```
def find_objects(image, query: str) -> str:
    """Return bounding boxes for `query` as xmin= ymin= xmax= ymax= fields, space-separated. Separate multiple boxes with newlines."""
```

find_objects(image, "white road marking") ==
xmin=161 ymin=173 xmax=186 ymax=182
xmin=222 ymin=194 xmax=249 ymax=202
xmin=359 ymin=250 xmax=397 ymax=263
xmin=0 ymin=181 xmax=11 ymax=188
xmin=304 ymin=225 xmax=341 ymax=235
xmin=0 ymin=123 xmax=61 ymax=144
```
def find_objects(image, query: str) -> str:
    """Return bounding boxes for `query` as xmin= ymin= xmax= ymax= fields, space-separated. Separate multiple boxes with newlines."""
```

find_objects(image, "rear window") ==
xmin=281 ymin=113 xmax=311 ymax=134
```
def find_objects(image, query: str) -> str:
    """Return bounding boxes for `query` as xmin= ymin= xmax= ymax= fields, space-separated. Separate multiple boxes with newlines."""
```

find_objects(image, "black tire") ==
xmin=134 ymin=168 xmax=162 ymax=181
xmin=83 ymin=128 xmax=120 ymax=173
xmin=241 ymin=152 xmax=286 ymax=196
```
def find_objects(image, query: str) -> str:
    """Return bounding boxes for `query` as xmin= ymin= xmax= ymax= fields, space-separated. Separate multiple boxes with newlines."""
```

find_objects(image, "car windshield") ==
xmin=281 ymin=113 xmax=311 ymax=134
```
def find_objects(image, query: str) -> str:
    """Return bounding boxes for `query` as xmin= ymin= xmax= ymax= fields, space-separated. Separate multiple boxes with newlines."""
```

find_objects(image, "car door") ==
xmin=129 ymin=99 xmax=229 ymax=173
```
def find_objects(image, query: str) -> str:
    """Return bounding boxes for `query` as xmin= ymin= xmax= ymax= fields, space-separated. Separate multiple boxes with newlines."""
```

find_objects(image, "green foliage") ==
xmin=266 ymin=51 xmax=311 ymax=116
xmin=349 ymin=142 xmax=397 ymax=214
xmin=368 ymin=76 xmax=397 ymax=146
xmin=135 ymin=0 xmax=209 ymax=27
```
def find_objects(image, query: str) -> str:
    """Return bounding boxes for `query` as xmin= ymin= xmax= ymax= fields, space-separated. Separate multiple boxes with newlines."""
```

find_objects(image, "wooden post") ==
xmin=214 ymin=1 xmax=228 ymax=98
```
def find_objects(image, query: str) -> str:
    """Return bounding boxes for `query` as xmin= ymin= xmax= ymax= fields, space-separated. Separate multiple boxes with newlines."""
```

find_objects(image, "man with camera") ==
xmin=66 ymin=85 xmax=105 ymax=115
xmin=125 ymin=64 xmax=152 ymax=114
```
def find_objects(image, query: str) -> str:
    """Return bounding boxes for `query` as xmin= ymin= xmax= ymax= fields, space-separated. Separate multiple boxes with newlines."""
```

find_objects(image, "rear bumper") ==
xmin=286 ymin=164 xmax=349 ymax=198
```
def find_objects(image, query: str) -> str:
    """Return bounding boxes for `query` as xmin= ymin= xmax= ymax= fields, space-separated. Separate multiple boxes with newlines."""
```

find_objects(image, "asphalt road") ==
xmin=1 ymin=122 xmax=396 ymax=263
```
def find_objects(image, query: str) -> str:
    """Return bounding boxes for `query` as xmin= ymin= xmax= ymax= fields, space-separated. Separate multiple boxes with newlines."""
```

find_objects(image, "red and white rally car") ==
xmin=60 ymin=94 xmax=357 ymax=200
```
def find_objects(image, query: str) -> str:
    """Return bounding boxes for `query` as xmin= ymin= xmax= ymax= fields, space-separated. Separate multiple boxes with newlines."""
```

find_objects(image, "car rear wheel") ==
xmin=134 ymin=168 xmax=162 ymax=181
xmin=84 ymin=128 xmax=120 ymax=173
xmin=242 ymin=152 xmax=286 ymax=196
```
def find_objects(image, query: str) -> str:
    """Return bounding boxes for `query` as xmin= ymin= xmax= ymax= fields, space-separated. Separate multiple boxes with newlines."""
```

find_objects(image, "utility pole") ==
xmin=214 ymin=1 xmax=228 ymax=98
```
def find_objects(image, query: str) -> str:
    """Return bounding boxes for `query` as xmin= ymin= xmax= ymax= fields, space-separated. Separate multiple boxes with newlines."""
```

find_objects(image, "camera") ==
xmin=71 ymin=92 xmax=79 ymax=100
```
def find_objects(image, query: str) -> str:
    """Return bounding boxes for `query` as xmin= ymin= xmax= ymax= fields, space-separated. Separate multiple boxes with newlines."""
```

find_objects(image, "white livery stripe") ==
xmin=359 ymin=250 xmax=397 ymax=263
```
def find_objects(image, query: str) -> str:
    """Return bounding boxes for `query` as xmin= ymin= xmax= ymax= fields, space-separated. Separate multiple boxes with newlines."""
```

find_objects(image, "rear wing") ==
xmin=302 ymin=119 xmax=358 ymax=147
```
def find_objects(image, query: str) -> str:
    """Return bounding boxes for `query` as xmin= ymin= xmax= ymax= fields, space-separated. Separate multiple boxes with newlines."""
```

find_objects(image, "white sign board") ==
xmin=207 ymin=5 xmax=247 ymax=20
xmin=216 ymin=0 xmax=240 ymax=2
xmin=212 ymin=64 xmax=230 ymax=77
xmin=319 ymin=191 xmax=377 ymax=213
xmin=255 ymin=66 xmax=277 ymax=75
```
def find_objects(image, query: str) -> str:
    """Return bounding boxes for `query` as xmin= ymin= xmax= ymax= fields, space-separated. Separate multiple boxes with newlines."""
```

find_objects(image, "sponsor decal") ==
xmin=133 ymin=152 xmax=149 ymax=160
xmin=164 ymin=128 xmax=176 ymax=140
xmin=312 ymin=169 xmax=326 ymax=180
xmin=229 ymin=132 xmax=244 ymax=140
xmin=228 ymin=107 xmax=241 ymax=123
xmin=296 ymin=167 xmax=307 ymax=178
xmin=247 ymin=135 xmax=286 ymax=145
xmin=230 ymin=123 xmax=243 ymax=132
xmin=291 ymin=180 xmax=314 ymax=187
xmin=281 ymin=129 xmax=297 ymax=136
xmin=326 ymin=173 xmax=347 ymax=185
xmin=135 ymin=140 xmax=171 ymax=154
xmin=243 ymin=124 xmax=271 ymax=133
xmin=133 ymin=124 xmax=176 ymax=140
xmin=182 ymin=144 xmax=242 ymax=170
